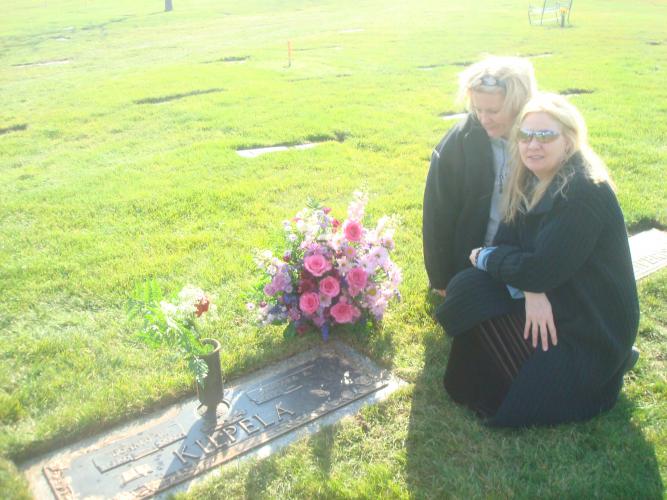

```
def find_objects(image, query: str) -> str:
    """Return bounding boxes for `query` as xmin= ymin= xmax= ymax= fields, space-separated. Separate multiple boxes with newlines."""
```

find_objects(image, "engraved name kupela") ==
xmin=42 ymin=343 xmax=391 ymax=499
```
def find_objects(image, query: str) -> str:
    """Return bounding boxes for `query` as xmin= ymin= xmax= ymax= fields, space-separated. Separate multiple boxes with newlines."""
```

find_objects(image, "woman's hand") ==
xmin=432 ymin=289 xmax=446 ymax=297
xmin=524 ymin=291 xmax=557 ymax=351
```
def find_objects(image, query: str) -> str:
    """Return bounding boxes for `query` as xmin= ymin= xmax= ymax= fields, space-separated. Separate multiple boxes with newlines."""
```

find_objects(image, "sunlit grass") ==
xmin=1 ymin=0 xmax=665 ymax=497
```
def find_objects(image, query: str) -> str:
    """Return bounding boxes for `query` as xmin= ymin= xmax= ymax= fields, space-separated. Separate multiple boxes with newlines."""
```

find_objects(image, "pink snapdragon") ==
xmin=319 ymin=276 xmax=341 ymax=298
xmin=299 ymin=292 xmax=320 ymax=315
xmin=304 ymin=254 xmax=332 ymax=276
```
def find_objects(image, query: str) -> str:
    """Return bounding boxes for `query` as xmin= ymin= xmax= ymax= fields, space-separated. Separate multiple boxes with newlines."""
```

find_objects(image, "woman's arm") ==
xmin=471 ymin=245 xmax=558 ymax=351
xmin=423 ymin=131 xmax=464 ymax=290
xmin=485 ymin=184 xmax=607 ymax=292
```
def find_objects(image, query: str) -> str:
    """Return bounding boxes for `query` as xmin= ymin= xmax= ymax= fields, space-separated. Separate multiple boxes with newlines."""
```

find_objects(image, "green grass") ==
xmin=1 ymin=0 xmax=666 ymax=498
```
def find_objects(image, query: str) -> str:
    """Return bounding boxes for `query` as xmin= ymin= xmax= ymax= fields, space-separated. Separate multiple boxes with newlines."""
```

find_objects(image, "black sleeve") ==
xmin=493 ymin=220 xmax=520 ymax=246
xmin=485 ymin=182 xmax=608 ymax=292
xmin=422 ymin=129 xmax=464 ymax=289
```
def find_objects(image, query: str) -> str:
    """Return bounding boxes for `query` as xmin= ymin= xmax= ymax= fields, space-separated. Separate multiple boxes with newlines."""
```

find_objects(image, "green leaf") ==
xmin=283 ymin=322 xmax=297 ymax=339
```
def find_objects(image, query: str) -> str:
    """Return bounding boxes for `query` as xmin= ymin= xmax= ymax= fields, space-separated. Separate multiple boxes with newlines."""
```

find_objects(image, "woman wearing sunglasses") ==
xmin=438 ymin=93 xmax=639 ymax=427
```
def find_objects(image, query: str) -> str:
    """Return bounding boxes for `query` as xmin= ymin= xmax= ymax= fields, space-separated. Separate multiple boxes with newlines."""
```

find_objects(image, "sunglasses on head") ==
xmin=474 ymin=74 xmax=506 ymax=89
xmin=518 ymin=128 xmax=561 ymax=143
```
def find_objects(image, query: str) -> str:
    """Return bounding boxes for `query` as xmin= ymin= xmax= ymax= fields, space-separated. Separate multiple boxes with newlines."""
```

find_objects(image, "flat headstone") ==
xmin=236 ymin=142 xmax=318 ymax=158
xmin=629 ymin=228 xmax=667 ymax=280
xmin=23 ymin=341 xmax=403 ymax=500
xmin=14 ymin=59 xmax=71 ymax=67
xmin=441 ymin=113 xmax=466 ymax=121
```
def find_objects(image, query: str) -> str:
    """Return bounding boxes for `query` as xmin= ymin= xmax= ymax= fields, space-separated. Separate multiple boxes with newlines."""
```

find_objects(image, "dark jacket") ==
xmin=423 ymin=114 xmax=495 ymax=289
xmin=438 ymin=155 xmax=640 ymax=427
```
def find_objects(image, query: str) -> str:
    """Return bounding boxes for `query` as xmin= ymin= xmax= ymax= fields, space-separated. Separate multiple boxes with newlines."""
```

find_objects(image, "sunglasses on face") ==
xmin=518 ymin=128 xmax=561 ymax=143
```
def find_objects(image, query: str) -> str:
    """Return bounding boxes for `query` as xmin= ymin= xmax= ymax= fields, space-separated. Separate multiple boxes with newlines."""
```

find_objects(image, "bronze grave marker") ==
xmin=24 ymin=341 xmax=402 ymax=499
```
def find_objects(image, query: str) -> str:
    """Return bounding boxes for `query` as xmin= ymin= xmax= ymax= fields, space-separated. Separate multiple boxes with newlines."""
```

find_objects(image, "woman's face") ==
xmin=518 ymin=112 xmax=569 ymax=180
xmin=470 ymin=90 xmax=515 ymax=139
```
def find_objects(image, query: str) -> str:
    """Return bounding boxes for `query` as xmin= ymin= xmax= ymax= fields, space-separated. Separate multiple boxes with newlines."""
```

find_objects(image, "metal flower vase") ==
xmin=196 ymin=338 xmax=224 ymax=412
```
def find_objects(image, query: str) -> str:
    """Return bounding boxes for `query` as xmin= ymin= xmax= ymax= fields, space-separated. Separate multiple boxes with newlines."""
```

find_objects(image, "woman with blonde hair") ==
xmin=438 ymin=93 xmax=639 ymax=426
xmin=423 ymin=56 xmax=537 ymax=294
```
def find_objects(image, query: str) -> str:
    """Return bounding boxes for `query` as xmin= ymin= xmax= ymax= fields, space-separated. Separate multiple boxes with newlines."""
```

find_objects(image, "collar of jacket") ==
xmin=528 ymin=152 xmax=585 ymax=215
xmin=461 ymin=114 xmax=495 ymax=192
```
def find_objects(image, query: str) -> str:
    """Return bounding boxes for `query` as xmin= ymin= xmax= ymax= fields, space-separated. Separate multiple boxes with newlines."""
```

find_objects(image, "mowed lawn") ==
xmin=1 ymin=0 xmax=666 ymax=498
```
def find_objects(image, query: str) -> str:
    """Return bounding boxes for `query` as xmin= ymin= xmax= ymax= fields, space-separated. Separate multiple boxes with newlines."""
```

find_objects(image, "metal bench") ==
xmin=529 ymin=0 xmax=573 ymax=26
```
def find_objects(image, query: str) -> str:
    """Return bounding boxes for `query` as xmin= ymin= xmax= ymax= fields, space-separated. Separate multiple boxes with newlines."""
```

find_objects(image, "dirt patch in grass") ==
xmin=134 ymin=88 xmax=224 ymax=105
xmin=294 ymin=45 xmax=341 ymax=51
xmin=81 ymin=17 xmax=129 ymax=31
xmin=560 ymin=88 xmax=594 ymax=95
xmin=646 ymin=40 xmax=663 ymax=46
xmin=523 ymin=52 xmax=553 ymax=58
xmin=417 ymin=64 xmax=446 ymax=70
xmin=451 ymin=60 xmax=473 ymax=67
xmin=202 ymin=56 xmax=249 ymax=64
xmin=0 ymin=124 xmax=28 ymax=136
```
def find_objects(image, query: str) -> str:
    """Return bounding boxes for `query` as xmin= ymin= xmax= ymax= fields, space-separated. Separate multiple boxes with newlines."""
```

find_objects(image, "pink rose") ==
xmin=299 ymin=292 xmax=320 ymax=315
xmin=319 ymin=276 xmax=340 ymax=298
xmin=343 ymin=220 xmax=363 ymax=242
xmin=347 ymin=267 xmax=368 ymax=289
xmin=330 ymin=300 xmax=361 ymax=324
xmin=304 ymin=254 xmax=332 ymax=277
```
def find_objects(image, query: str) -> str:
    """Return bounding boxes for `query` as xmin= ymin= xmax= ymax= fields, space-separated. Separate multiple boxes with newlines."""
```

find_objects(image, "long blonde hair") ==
xmin=457 ymin=56 xmax=537 ymax=119
xmin=503 ymin=93 xmax=613 ymax=223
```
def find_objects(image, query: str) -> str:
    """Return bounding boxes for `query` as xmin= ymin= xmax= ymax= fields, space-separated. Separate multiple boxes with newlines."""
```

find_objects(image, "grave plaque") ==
xmin=27 ymin=342 xmax=401 ymax=499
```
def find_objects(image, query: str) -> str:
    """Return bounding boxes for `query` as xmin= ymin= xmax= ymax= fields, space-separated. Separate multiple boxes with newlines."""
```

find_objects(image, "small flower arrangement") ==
xmin=128 ymin=279 xmax=217 ymax=384
xmin=250 ymin=192 xmax=401 ymax=340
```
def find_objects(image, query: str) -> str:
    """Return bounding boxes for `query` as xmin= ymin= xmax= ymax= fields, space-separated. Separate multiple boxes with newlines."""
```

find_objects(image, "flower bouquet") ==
xmin=250 ymin=192 xmax=401 ymax=340
xmin=127 ymin=280 xmax=217 ymax=385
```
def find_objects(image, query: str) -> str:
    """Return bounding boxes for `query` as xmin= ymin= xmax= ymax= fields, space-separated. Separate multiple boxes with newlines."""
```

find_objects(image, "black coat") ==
xmin=438 ymin=155 xmax=640 ymax=427
xmin=423 ymin=114 xmax=495 ymax=289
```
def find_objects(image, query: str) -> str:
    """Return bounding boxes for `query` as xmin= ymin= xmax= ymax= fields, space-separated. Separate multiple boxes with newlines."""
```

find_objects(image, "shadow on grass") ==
xmin=0 ymin=124 xmax=28 ymax=135
xmin=628 ymin=216 xmax=667 ymax=235
xmin=134 ymin=88 xmax=224 ymax=105
xmin=405 ymin=293 xmax=663 ymax=498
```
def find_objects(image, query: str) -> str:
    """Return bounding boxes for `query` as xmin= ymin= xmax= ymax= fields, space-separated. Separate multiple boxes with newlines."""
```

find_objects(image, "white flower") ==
xmin=160 ymin=300 xmax=178 ymax=317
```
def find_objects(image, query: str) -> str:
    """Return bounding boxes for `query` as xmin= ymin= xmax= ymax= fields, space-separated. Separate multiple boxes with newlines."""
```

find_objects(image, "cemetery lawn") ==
xmin=1 ymin=0 xmax=666 ymax=498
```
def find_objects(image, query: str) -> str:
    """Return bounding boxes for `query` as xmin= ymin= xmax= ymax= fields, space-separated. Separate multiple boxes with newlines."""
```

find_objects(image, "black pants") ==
xmin=444 ymin=313 xmax=533 ymax=418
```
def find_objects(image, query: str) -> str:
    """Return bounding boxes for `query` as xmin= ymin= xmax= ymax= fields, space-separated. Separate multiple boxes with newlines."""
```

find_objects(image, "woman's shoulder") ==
xmin=560 ymin=156 xmax=614 ymax=199
xmin=556 ymin=164 xmax=620 ymax=221
xmin=433 ymin=113 xmax=486 ymax=157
